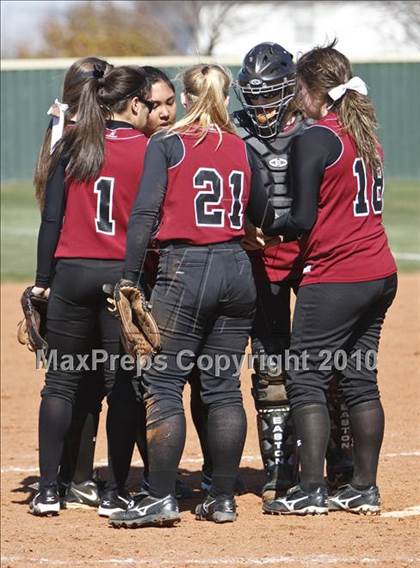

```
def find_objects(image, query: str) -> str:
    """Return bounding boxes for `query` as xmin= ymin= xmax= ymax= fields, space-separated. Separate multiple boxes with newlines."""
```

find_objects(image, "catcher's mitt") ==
xmin=17 ymin=287 xmax=49 ymax=354
xmin=104 ymin=279 xmax=160 ymax=361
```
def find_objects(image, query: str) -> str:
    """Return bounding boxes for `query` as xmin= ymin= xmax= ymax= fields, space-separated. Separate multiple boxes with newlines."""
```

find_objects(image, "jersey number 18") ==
xmin=353 ymin=158 xmax=384 ymax=217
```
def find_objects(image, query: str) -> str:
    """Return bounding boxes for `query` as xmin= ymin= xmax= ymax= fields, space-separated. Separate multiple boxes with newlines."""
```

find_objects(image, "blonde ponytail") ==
xmin=169 ymin=64 xmax=236 ymax=147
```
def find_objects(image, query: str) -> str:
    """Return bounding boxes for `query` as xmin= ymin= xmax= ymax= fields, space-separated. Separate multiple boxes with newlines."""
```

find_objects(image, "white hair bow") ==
xmin=328 ymin=76 xmax=368 ymax=101
xmin=47 ymin=99 xmax=69 ymax=153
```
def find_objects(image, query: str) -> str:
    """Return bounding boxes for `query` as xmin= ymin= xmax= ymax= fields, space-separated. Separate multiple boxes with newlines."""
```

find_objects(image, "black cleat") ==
xmin=263 ymin=484 xmax=328 ymax=515
xmin=109 ymin=494 xmax=180 ymax=528
xmin=62 ymin=480 xmax=100 ymax=509
xmin=98 ymin=490 xmax=131 ymax=517
xmin=195 ymin=494 xmax=237 ymax=523
xmin=29 ymin=488 xmax=60 ymax=516
xmin=328 ymin=484 xmax=381 ymax=515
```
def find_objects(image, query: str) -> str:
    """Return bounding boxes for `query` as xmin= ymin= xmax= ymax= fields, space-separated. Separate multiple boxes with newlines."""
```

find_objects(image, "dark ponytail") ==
xmin=51 ymin=65 xmax=150 ymax=183
xmin=34 ymin=56 xmax=113 ymax=209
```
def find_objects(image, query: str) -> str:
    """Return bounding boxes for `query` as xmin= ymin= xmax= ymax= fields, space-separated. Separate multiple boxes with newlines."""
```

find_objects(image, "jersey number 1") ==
xmin=94 ymin=177 xmax=115 ymax=235
xmin=353 ymin=158 xmax=384 ymax=217
xmin=194 ymin=168 xmax=244 ymax=229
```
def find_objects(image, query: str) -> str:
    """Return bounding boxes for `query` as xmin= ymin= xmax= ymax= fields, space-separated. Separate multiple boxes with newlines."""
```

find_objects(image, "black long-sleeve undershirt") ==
xmin=123 ymin=132 xmax=274 ymax=283
xmin=35 ymin=158 xmax=67 ymax=287
xmin=263 ymin=125 xmax=342 ymax=238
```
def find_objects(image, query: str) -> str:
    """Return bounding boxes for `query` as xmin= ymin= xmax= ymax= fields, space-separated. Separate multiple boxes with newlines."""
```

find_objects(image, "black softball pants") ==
xmin=42 ymin=259 xmax=123 ymax=402
xmin=251 ymin=277 xmax=355 ymax=479
xmin=287 ymin=273 xmax=398 ymax=408
xmin=39 ymin=258 xmax=123 ymax=489
xmin=141 ymin=241 xmax=256 ymax=498
xmin=287 ymin=273 xmax=397 ymax=490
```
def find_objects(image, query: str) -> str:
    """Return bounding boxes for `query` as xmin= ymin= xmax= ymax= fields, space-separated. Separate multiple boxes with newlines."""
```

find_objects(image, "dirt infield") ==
xmin=1 ymin=275 xmax=419 ymax=568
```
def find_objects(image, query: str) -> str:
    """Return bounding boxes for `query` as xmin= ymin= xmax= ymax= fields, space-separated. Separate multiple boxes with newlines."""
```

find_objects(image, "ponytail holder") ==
xmin=328 ymin=76 xmax=368 ymax=101
xmin=47 ymin=99 xmax=69 ymax=154
xmin=201 ymin=65 xmax=210 ymax=75
xmin=92 ymin=63 xmax=105 ymax=79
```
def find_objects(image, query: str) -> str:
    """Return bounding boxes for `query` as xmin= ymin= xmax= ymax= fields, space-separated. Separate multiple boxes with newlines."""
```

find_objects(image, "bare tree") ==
xmin=381 ymin=1 xmax=420 ymax=46
xmin=135 ymin=1 xmax=276 ymax=56
xmin=16 ymin=0 xmax=278 ymax=59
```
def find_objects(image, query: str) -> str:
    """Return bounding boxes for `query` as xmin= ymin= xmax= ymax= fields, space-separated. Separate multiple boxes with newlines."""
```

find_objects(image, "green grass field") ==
xmin=1 ymin=179 xmax=419 ymax=282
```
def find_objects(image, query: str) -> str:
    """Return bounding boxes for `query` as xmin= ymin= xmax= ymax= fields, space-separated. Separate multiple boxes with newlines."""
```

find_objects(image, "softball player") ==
xmin=110 ymin=63 xmax=275 ymax=528
xmin=29 ymin=65 xmax=153 ymax=516
xmin=104 ymin=66 xmax=195 ymax=510
xmin=33 ymin=57 xmax=114 ymax=510
xmin=234 ymin=42 xmax=354 ymax=499
xmin=262 ymin=42 xmax=397 ymax=515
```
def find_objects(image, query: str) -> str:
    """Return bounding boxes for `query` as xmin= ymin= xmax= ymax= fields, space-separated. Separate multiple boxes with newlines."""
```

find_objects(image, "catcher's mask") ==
xmin=234 ymin=42 xmax=296 ymax=139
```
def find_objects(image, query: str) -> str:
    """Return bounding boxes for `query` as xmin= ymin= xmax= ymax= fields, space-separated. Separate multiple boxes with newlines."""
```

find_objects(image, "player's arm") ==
xmin=263 ymin=126 xmax=341 ymax=238
xmin=123 ymin=133 xmax=182 ymax=283
xmin=35 ymin=157 xmax=67 ymax=288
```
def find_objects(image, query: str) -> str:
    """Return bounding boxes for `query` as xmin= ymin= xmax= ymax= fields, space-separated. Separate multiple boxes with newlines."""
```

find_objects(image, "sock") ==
xmin=39 ymin=396 xmax=73 ymax=490
xmin=106 ymin=396 xmax=138 ymax=494
xmin=189 ymin=379 xmax=212 ymax=476
xmin=350 ymin=399 xmax=384 ymax=488
xmin=147 ymin=414 xmax=186 ymax=498
xmin=207 ymin=405 xmax=247 ymax=497
xmin=293 ymin=403 xmax=330 ymax=492
xmin=72 ymin=411 xmax=100 ymax=484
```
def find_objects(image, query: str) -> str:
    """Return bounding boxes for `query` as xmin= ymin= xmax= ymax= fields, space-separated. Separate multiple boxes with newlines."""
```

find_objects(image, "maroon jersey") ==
xmin=55 ymin=127 xmax=147 ymax=260
xmin=156 ymin=130 xmax=251 ymax=244
xmin=251 ymin=241 xmax=302 ymax=282
xmin=300 ymin=113 xmax=396 ymax=285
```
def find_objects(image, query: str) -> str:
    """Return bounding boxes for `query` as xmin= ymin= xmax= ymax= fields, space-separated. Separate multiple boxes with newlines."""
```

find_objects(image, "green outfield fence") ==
xmin=1 ymin=56 xmax=420 ymax=182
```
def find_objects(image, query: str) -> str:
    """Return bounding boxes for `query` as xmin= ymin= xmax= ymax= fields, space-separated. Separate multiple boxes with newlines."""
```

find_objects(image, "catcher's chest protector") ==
xmin=233 ymin=111 xmax=308 ymax=215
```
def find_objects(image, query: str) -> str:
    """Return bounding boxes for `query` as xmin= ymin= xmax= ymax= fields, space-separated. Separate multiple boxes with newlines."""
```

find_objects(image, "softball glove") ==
xmin=17 ymin=286 xmax=49 ymax=354
xmin=104 ymin=279 xmax=160 ymax=361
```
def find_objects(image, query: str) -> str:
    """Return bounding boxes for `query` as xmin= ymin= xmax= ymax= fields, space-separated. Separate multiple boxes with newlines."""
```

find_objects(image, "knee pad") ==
xmin=251 ymin=372 xmax=288 ymax=409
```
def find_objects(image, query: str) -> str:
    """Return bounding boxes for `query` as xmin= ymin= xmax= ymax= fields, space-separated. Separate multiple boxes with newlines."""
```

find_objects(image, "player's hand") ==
xmin=241 ymin=224 xmax=266 ymax=251
xmin=31 ymin=286 xmax=48 ymax=298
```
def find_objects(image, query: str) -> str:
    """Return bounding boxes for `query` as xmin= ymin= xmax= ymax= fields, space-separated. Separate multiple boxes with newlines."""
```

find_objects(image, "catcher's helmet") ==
xmin=234 ymin=42 xmax=296 ymax=139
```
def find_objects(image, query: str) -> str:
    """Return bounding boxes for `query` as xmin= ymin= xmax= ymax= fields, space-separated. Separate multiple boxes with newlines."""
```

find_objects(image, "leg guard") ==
xmin=326 ymin=375 xmax=354 ymax=489
xmin=252 ymin=372 xmax=298 ymax=500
